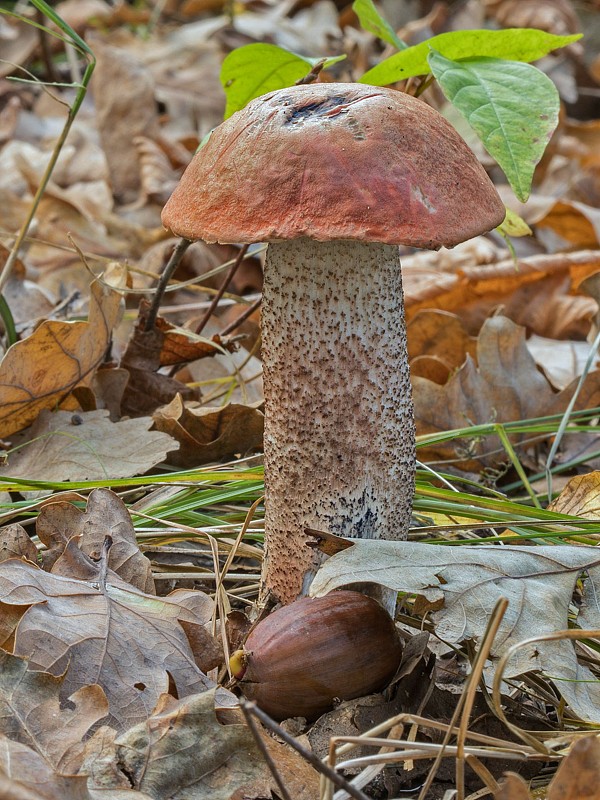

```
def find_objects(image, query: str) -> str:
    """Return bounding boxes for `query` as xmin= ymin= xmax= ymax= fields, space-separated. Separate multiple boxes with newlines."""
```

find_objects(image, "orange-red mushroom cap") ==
xmin=162 ymin=83 xmax=505 ymax=250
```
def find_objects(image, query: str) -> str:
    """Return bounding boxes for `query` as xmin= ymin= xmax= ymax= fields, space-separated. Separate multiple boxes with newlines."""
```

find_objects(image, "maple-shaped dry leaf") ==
xmin=153 ymin=394 xmax=264 ymax=467
xmin=413 ymin=315 xmax=600 ymax=470
xmin=83 ymin=688 xmax=318 ymax=800
xmin=0 ymin=650 xmax=108 ymax=774
xmin=311 ymin=538 xmax=600 ymax=722
xmin=0 ymin=280 xmax=122 ymax=438
xmin=547 ymin=735 xmax=600 ymax=799
xmin=36 ymin=488 xmax=154 ymax=593
xmin=0 ymin=552 xmax=214 ymax=731
xmin=0 ymin=409 xmax=178 ymax=486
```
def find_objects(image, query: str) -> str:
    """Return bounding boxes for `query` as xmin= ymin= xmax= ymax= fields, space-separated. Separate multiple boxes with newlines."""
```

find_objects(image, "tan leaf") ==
xmin=407 ymin=310 xmax=476 ymax=369
xmin=310 ymin=538 xmax=600 ymax=722
xmin=495 ymin=771 xmax=531 ymax=800
xmin=413 ymin=316 xmax=600 ymax=470
xmin=0 ymin=281 xmax=123 ymax=438
xmin=92 ymin=40 xmax=160 ymax=203
xmin=88 ymin=688 xmax=318 ymax=799
xmin=0 ymin=409 xmax=177 ymax=485
xmin=153 ymin=394 xmax=264 ymax=467
xmin=0 ymin=552 xmax=215 ymax=731
xmin=0 ymin=523 xmax=37 ymax=564
xmin=0 ymin=650 xmax=108 ymax=774
xmin=36 ymin=489 xmax=155 ymax=594
xmin=0 ymin=736 xmax=90 ymax=800
xmin=548 ymin=736 xmax=600 ymax=799
xmin=548 ymin=472 xmax=600 ymax=518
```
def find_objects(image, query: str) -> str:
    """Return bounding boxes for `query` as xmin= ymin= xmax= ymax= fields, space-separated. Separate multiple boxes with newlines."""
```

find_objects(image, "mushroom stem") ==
xmin=261 ymin=238 xmax=415 ymax=604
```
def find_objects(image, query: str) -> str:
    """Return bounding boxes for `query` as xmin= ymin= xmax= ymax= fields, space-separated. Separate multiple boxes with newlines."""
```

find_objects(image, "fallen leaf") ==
xmin=0 ymin=551 xmax=215 ymax=730
xmin=0 ymin=523 xmax=37 ymax=564
xmin=0 ymin=409 xmax=178 ymax=485
xmin=0 ymin=650 xmax=108 ymax=774
xmin=36 ymin=488 xmax=155 ymax=593
xmin=153 ymin=394 xmax=264 ymax=467
xmin=120 ymin=302 xmax=200 ymax=417
xmin=547 ymin=735 xmax=600 ymax=799
xmin=92 ymin=39 xmax=160 ymax=203
xmin=84 ymin=688 xmax=318 ymax=800
xmin=0 ymin=280 xmax=123 ymax=438
xmin=413 ymin=316 xmax=600 ymax=470
xmin=548 ymin=472 xmax=600 ymax=518
xmin=495 ymin=771 xmax=531 ymax=800
xmin=310 ymin=538 xmax=600 ymax=722
xmin=0 ymin=736 xmax=90 ymax=800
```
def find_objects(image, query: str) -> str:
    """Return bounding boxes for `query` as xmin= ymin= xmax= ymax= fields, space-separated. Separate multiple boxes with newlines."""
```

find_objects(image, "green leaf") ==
xmin=428 ymin=51 xmax=559 ymax=202
xmin=220 ymin=43 xmax=346 ymax=118
xmin=352 ymin=0 xmax=407 ymax=49
xmin=360 ymin=28 xmax=581 ymax=86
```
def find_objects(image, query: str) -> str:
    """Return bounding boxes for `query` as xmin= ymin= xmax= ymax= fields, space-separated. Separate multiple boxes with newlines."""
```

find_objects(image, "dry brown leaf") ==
xmin=0 ymin=409 xmax=177 ymax=486
xmin=0 ymin=550 xmax=215 ymax=730
xmin=548 ymin=472 xmax=600 ymax=518
xmin=0 ymin=523 xmax=37 ymax=564
xmin=0 ymin=736 xmax=90 ymax=800
xmin=407 ymin=310 xmax=476 ymax=373
xmin=0 ymin=280 xmax=123 ymax=438
xmin=547 ymin=736 xmax=600 ymax=799
xmin=495 ymin=771 xmax=530 ymax=800
xmin=155 ymin=317 xmax=238 ymax=367
xmin=413 ymin=316 xmax=600 ymax=470
xmin=0 ymin=650 xmax=108 ymax=775
xmin=91 ymin=39 xmax=160 ymax=203
xmin=120 ymin=302 xmax=200 ymax=417
xmin=153 ymin=394 xmax=264 ymax=467
xmin=85 ymin=688 xmax=318 ymax=799
xmin=403 ymin=250 xmax=600 ymax=339
xmin=35 ymin=488 xmax=155 ymax=593
xmin=483 ymin=0 xmax=581 ymax=37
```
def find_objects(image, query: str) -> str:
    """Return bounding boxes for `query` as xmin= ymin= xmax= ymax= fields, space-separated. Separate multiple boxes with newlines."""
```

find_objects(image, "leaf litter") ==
xmin=2 ymin=0 xmax=600 ymax=797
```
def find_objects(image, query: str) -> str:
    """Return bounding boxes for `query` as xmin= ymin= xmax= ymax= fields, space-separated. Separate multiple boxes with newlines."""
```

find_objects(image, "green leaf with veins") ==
xmin=352 ymin=0 xmax=407 ymax=49
xmin=428 ymin=50 xmax=559 ymax=202
xmin=221 ymin=43 xmax=346 ymax=118
xmin=360 ymin=28 xmax=581 ymax=86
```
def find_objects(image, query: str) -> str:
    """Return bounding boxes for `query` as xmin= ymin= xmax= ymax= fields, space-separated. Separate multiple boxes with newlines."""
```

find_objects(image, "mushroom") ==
xmin=162 ymin=83 xmax=505 ymax=604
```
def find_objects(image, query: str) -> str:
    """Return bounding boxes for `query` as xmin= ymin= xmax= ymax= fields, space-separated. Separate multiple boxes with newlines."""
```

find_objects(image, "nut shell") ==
xmin=236 ymin=590 xmax=402 ymax=721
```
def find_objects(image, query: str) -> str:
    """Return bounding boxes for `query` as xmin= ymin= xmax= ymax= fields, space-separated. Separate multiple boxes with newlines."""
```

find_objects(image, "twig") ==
xmin=144 ymin=238 xmax=192 ymax=331
xmin=240 ymin=702 xmax=292 ymax=800
xmin=295 ymin=58 xmax=327 ymax=85
xmin=241 ymin=701 xmax=371 ymax=800
xmin=219 ymin=295 xmax=262 ymax=336
xmin=195 ymin=244 xmax=249 ymax=335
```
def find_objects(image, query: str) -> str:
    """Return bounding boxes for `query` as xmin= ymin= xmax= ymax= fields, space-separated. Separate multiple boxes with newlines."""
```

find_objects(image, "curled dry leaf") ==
xmin=153 ymin=394 xmax=264 ymax=467
xmin=311 ymin=537 xmax=600 ymax=722
xmin=0 ymin=280 xmax=123 ymax=438
xmin=0 ymin=736 xmax=90 ymax=800
xmin=0 ymin=409 xmax=178 ymax=489
xmin=404 ymin=250 xmax=600 ymax=340
xmin=413 ymin=315 xmax=600 ymax=470
xmin=35 ymin=488 xmax=155 ymax=594
xmin=0 ymin=550 xmax=215 ymax=731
